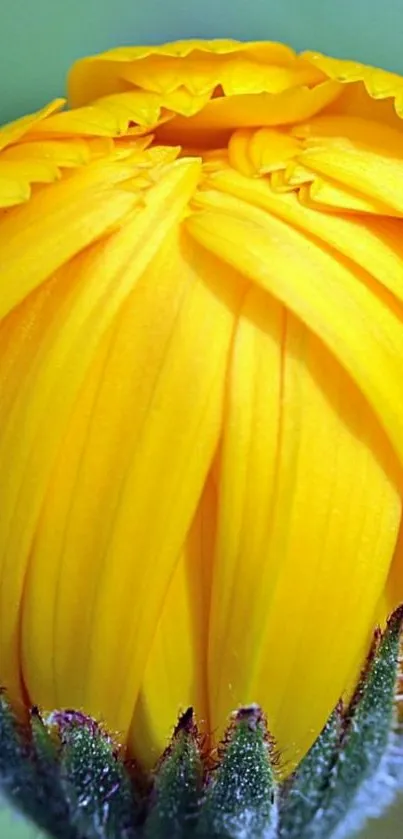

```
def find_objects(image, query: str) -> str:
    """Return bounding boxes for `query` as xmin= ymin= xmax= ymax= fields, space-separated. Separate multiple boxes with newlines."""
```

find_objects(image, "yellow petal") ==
xmin=0 ymin=157 xmax=61 ymax=189
xmin=0 ymin=136 xmax=117 ymax=210
xmin=156 ymin=82 xmax=341 ymax=147
xmin=2 ymin=37 xmax=403 ymax=776
xmin=289 ymin=113 xmax=403 ymax=214
xmin=228 ymin=127 xmax=301 ymax=176
xmin=225 ymin=125 xmax=388 ymax=215
xmin=0 ymin=100 xmax=65 ymax=152
xmin=227 ymin=129 xmax=256 ymax=177
xmin=381 ymin=522 xmax=403 ymax=616
xmin=1 ymin=138 xmax=93 ymax=167
xmin=20 ymin=229 xmax=242 ymax=744
xmin=209 ymin=291 xmax=400 ymax=771
xmin=293 ymin=114 xmax=403 ymax=155
xmin=298 ymin=176 xmax=394 ymax=215
xmin=0 ymin=152 xmax=147 ymax=319
xmin=186 ymin=187 xmax=403 ymax=466
xmin=208 ymin=286 xmax=284 ymax=723
xmin=119 ymin=54 xmax=324 ymax=99
xmin=68 ymin=41 xmax=322 ymax=107
xmin=0 ymin=159 xmax=201 ymax=701
xmin=299 ymin=144 xmax=403 ymax=214
xmin=278 ymin=161 xmax=314 ymax=188
xmin=130 ymin=475 xmax=216 ymax=768
xmin=248 ymin=128 xmax=301 ymax=174
xmin=202 ymin=168 xmax=403 ymax=304
xmin=0 ymin=174 xmax=30 ymax=208
xmin=65 ymin=41 xmax=342 ymax=147
xmin=28 ymin=91 xmax=168 ymax=138
xmin=303 ymin=52 xmax=403 ymax=117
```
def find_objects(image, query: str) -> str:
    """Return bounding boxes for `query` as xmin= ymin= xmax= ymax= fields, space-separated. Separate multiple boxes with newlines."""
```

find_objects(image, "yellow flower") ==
xmin=1 ymin=39 xmax=403 ymax=778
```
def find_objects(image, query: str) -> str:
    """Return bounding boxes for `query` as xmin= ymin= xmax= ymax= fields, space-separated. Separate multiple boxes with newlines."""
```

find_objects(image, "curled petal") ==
xmin=186 ymin=188 xmax=403 ymax=467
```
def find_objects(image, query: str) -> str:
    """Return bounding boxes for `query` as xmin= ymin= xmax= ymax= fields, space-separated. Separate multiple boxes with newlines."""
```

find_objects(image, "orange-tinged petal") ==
xmin=64 ymin=42 xmax=342 ymax=148
xmin=228 ymin=127 xmax=301 ymax=177
xmin=118 ymin=55 xmax=325 ymax=98
xmin=209 ymin=295 xmax=400 ymax=771
xmin=248 ymin=128 xmax=301 ymax=173
xmin=155 ymin=87 xmax=213 ymax=118
xmin=68 ymin=41 xmax=323 ymax=107
xmin=157 ymin=82 xmax=342 ymax=146
xmin=227 ymin=129 xmax=256 ymax=177
xmin=130 ymin=476 xmax=216 ymax=768
xmin=186 ymin=188 xmax=403 ymax=467
xmin=380 ymin=516 xmax=403 ymax=617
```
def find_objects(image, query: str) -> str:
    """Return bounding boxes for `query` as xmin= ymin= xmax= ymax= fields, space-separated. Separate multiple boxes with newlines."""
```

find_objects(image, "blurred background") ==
xmin=1 ymin=0 xmax=403 ymax=121
xmin=1 ymin=0 xmax=403 ymax=834
xmin=0 ymin=791 xmax=402 ymax=837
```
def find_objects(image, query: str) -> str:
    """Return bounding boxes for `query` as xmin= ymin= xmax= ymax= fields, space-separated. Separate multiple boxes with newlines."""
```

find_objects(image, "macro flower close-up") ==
xmin=1 ymin=11 xmax=403 ymax=839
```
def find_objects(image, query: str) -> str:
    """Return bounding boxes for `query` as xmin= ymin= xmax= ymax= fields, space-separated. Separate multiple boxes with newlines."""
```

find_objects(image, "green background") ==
xmin=1 ymin=0 xmax=403 ymax=834
xmin=1 ymin=0 xmax=403 ymax=122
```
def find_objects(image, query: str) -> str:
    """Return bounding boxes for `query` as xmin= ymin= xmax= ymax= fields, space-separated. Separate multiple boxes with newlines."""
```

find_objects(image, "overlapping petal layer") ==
xmin=0 ymin=40 xmax=402 ymax=776
xmin=129 ymin=475 xmax=217 ymax=768
xmin=206 ymin=296 xmax=400 ymax=770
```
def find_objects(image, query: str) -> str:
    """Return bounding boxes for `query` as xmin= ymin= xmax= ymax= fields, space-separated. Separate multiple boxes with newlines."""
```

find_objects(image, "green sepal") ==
xmin=1 ymin=608 xmax=402 ymax=839
xmin=195 ymin=705 xmax=278 ymax=839
xmin=144 ymin=707 xmax=203 ymax=839
xmin=319 ymin=605 xmax=403 ymax=839
xmin=30 ymin=707 xmax=79 ymax=839
xmin=279 ymin=606 xmax=403 ymax=839
xmin=0 ymin=692 xmax=36 ymax=814
xmin=278 ymin=705 xmax=343 ymax=839
xmin=0 ymin=693 xmax=76 ymax=838
xmin=0 ymin=691 xmax=31 ymax=798
xmin=56 ymin=710 xmax=141 ymax=839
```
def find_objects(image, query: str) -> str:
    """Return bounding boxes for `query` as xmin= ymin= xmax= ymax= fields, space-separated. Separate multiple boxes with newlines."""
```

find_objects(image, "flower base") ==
xmin=1 ymin=609 xmax=403 ymax=839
